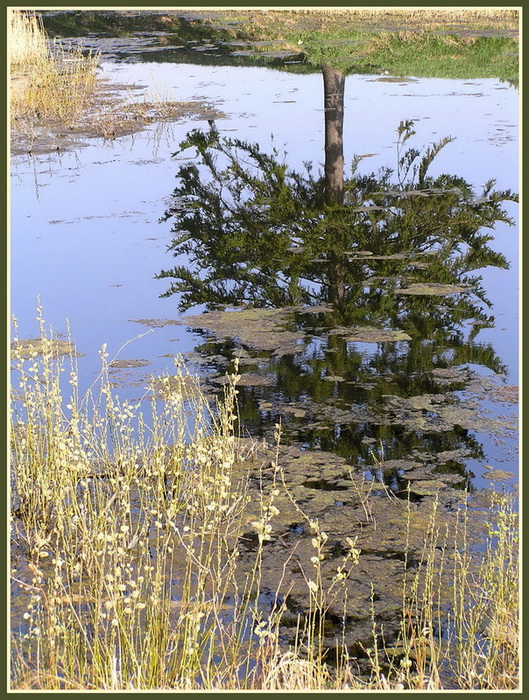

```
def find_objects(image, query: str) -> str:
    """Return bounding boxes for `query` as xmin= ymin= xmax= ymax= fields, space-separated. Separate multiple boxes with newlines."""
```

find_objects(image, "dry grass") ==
xmin=296 ymin=8 xmax=518 ymax=25
xmin=9 ymin=307 xmax=519 ymax=690
xmin=217 ymin=8 xmax=519 ymax=36
xmin=9 ymin=10 xmax=223 ymax=152
xmin=10 ymin=9 xmax=100 ymax=140
xmin=9 ymin=10 xmax=48 ymax=67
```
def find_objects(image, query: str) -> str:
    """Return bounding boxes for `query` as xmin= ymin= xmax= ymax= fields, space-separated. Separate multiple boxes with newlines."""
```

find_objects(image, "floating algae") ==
xmin=397 ymin=282 xmax=468 ymax=296
xmin=129 ymin=317 xmax=183 ymax=329
xmin=375 ymin=458 xmax=424 ymax=472
xmin=379 ymin=393 xmax=515 ymax=436
xmin=405 ymin=479 xmax=458 ymax=497
xmin=347 ymin=252 xmax=409 ymax=261
xmin=11 ymin=338 xmax=83 ymax=358
xmin=182 ymin=306 xmax=306 ymax=355
xmin=211 ymin=373 xmax=275 ymax=387
xmin=149 ymin=373 xmax=212 ymax=400
xmin=430 ymin=367 xmax=470 ymax=385
xmin=109 ymin=358 xmax=151 ymax=369
xmin=228 ymin=438 xmax=489 ymax=653
xmin=482 ymin=465 xmax=516 ymax=481
xmin=329 ymin=325 xmax=412 ymax=343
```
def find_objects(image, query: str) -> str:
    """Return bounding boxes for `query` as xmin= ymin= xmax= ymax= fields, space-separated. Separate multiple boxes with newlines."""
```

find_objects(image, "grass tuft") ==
xmin=10 ymin=10 xmax=99 ymax=128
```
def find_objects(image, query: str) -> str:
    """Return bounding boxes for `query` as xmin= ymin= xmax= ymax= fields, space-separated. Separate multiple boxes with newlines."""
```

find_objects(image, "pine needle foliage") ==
xmin=158 ymin=121 xmax=517 ymax=314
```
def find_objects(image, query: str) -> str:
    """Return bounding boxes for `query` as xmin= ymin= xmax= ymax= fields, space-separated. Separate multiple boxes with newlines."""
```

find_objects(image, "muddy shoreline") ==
xmin=12 ymin=9 xmax=518 ymax=155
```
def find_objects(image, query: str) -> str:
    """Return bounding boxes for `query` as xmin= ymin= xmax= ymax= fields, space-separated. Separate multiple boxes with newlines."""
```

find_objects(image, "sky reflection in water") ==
xmin=10 ymin=62 xmax=519 ymax=492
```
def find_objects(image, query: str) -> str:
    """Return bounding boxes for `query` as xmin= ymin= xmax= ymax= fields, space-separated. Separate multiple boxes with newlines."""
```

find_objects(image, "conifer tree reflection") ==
xmin=158 ymin=119 xmax=515 ymax=319
xmin=158 ymin=120 xmax=517 ymax=492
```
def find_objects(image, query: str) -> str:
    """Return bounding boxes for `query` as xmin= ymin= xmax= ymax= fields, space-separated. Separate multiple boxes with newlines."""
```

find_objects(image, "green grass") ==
xmin=39 ymin=9 xmax=519 ymax=82
xmin=10 ymin=309 xmax=519 ymax=689
xmin=199 ymin=9 xmax=519 ymax=82
xmin=361 ymin=33 xmax=518 ymax=80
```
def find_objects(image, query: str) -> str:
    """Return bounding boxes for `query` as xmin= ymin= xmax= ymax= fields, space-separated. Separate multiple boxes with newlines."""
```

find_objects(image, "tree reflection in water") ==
xmin=157 ymin=119 xmax=517 ymax=493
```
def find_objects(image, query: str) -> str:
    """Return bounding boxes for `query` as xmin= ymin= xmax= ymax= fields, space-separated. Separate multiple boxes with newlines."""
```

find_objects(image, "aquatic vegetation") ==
xmin=397 ymin=282 xmax=469 ymax=296
xmin=10 ymin=337 xmax=83 ymax=358
xmin=331 ymin=326 xmax=412 ymax=342
xmin=183 ymin=307 xmax=305 ymax=354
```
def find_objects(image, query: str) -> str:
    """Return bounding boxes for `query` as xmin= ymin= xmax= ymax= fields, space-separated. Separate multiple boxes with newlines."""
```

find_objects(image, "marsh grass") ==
xmin=10 ymin=311 xmax=519 ymax=689
xmin=9 ymin=10 xmax=49 ymax=68
xmin=10 ymin=309 xmax=334 ymax=689
xmin=10 ymin=307 xmax=253 ymax=688
xmin=449 ymin=492 xmax=519 ymax=688
xmin=10 ymin=10 xmax=99 ymax=127
xmin=9 ymin=11 xmax=210 ymax=152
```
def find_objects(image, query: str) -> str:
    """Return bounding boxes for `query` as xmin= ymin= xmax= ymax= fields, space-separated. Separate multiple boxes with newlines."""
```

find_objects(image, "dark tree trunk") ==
xmin=322 ymin=64 xmax=346 ymax=304
xmin=322 ymin=64 xmax=345 ymax=206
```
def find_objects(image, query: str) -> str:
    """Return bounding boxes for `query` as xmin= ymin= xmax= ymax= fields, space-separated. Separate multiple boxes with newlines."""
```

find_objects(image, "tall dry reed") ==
xmin=10 ymin=9 xmax=99 ymax=127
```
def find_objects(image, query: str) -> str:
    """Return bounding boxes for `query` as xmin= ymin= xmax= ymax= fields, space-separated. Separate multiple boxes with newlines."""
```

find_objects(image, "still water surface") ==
xmin=11 ymin=61 xmax=519 ymax=491
xmin=9 ymin=52 xmax=520 ymax=677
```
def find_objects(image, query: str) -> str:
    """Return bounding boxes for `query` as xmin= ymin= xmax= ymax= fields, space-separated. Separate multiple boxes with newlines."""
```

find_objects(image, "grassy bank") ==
xmin=41 ymin=8 xmax=519 ymax=82
xmin=10 ymin=11 xmax=99 ymax=128
xmin=9 ymin=10 xmax=220 ymax=153
xmin=201 ymin=8 xmax=519 ymax=81
xmin=10 ymin=312 xmax=519 ymax=689
xmin=41 ymin=8 xmax=519 ymax=38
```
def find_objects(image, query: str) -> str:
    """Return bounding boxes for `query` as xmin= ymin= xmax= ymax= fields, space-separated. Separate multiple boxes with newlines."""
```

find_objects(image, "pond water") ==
xmin=11 ymin=59 xmax=519 ymax=486
xmin=10 ymin=33 xmax=520 ymax=682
